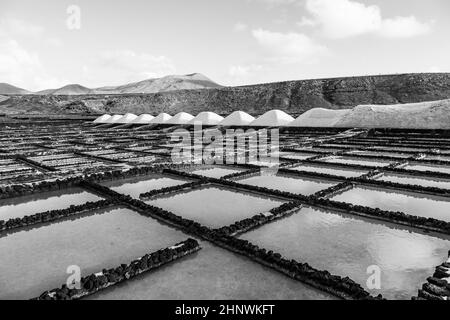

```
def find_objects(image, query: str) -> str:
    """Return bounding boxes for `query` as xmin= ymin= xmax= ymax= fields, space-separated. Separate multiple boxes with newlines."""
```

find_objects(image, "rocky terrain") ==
xmin=1 ymin=73 xmax=450 ymax=115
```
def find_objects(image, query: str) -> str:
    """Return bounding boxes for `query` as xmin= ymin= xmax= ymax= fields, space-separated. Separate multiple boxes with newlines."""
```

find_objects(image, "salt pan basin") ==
xmin=290 ymin=164 xmax=367 ymax=178
xmin=331 ymin=186 xmax=450 ymax=222
xmin=238 ymin=174 xmax=336 ymax=195
xmin=101 ymin=174 xmax=191 ymax=198
xmin=0 ymin=207 xmax=187 ymax=299
xmin=147 ymin=186 xmax=285 ymax=228
xmin=190 ymin=166 xmax=245 ymax=179
xmin=374 ymin=173 xmax=450 ymax=189
xmin=320 ymin=156 xmax=393 ymax=167
xmin=239 ymin=207 xmax=450 ymax=300
xmin=87 ymin=241 xmax=335 ymax=300
xmin=0 ymin=188 xmax=102 ymax=221
xmin=403 ymin=164 xmax=450 ymax=175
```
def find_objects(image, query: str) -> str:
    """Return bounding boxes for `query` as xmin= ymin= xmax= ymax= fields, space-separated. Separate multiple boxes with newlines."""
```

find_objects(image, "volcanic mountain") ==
xmin=0 ymin=83 xmax=30 ymax=95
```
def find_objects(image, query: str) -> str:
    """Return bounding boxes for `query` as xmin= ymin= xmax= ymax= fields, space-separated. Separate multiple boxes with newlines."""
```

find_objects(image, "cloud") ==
xmin=97 ymin=50 xmax=176 ymax=82
xmin=0 ymin=17 xmax=67 ymax=91
xmin=0 ymin=38 xmax=67 ymax=91
xmin=301 ymin=0 xmax=432 ymax=39
xmin=252 ymin=28 xmax=328 ymax=63
xmin=249 ymin=0 xmax=297 ymax=6
xmin=0 ymin=17 xmax=44 ymax=38
xmin=233 ymin=22 xmax=248 ymax=32
xmin=378 ymin=16 xmax=432 ymax=38
xmin=229 ymin=64 xmax=263 ymax=78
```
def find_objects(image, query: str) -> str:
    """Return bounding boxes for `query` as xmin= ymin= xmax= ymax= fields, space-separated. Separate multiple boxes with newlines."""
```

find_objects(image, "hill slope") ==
xmin=9 ymin=73 xmax=221 ymax=96
xmin=1 ymin=73 xmax=450 ymax=115
xmin=38 ymin=84 xmax=93 ymax=95
xmin=93 ymin=73 xmax=221 ymax=94
xmin=0 ymin=83 xmax=30 ymax=95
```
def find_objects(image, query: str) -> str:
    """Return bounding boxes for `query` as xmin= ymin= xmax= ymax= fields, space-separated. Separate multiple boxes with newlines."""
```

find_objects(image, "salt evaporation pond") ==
xmin=348 ymin=150 xmax=411 ymax=159
xmin=147 ymin=186 xmax=285 ymax=228
xmin=0 ymin=207 xmax=187 ymax=299
xmin=425 ymin=155 xmax=450 ymax=162
xmin=331 ymin=186 xmax=450 ymax=222
xmin=278 ymin=152 xmax=317 ymax=160
xmin=0 ymin=188 xmax=102 ymax=221
xmin=101 ymin=174 xmax=191 ymax=198
xmin=87 ymin=241 xmax=335 ymax=300
xmin=374 ymin=173 xmax=450 ymax=189
xmin=320 ymin=156 xmax=393 ymax=167
xmin=238 ymin=174 xmax=336 ymax=196
xmin=290 ymin=164 xmax=367 ymax=178
xmin=239 ymin=207 xmax=450 ymax=300
xmin=403 ymin=164 xmax=450 ymax=175
xmin=190 ymin=166 xmax=244 ymax=178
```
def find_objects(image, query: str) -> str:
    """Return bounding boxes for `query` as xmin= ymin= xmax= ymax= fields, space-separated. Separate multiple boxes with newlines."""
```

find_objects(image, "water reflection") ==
xmin=147 ymin=186 xmax=285 ymax=228
xmin=0 ymin=188 xmax=102 ymax=221
xmin=87 ymin=241 xmax=336 ymax=300
xmin=290 ymin=164 xmax=367 ymax=178
xmin=332 ymin=186 xmax=450 ymax=222
xmin=321 ymin=156 xmax=393 ymax=167
xmin=101 ymin=174 xmax=190 ymax=198
xmin=240 ymin=207 xmax=450 ymax=300
xmin=239 ymin=174 xmax=336 ymax=195
xmin=375 ymin=174 xmax=450 ymax=189
xmin=0 ymin=207 xmax=187 ymax=299
xmin=191 ymin=167 xmax=244 ymax=179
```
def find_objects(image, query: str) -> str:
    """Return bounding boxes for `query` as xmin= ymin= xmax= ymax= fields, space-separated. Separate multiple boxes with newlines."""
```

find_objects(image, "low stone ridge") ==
xmin=35 ymin=238 xmax=201 ymax=300
xmin=415 ymin=254 xmax=450 ymax=300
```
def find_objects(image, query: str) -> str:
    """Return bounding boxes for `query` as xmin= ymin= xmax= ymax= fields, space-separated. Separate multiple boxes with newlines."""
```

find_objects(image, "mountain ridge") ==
xmin=1 ymin=73 xmax=450 ymax=116
xmin=1 ymin=73 xmax=221 ymax=95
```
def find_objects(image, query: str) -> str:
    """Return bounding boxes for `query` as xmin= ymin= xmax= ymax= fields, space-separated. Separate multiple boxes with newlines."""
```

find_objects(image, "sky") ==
xmin=0 ymin=0 xmax=449 ymax=91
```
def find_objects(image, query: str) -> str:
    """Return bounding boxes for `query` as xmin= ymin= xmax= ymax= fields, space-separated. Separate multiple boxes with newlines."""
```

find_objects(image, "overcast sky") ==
xmin=0 ymin=0 xmax=448 ymax=91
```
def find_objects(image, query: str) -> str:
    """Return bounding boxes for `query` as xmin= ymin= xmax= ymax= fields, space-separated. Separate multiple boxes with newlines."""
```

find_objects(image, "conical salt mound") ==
xmin=290 ymin=108 xmax=351 ymax=127
xmin=150 ymin=113 xmax=172 ymax=124
xmin=219 ymin=111 xmax=255 ymax=126
xmin=250 ymin=110 xmax=294 ymax=127
xmin=116 ymin=113 xmax=138 ymax=124
xmin=93 ymin=114 xmax=111 ymax=123
xmin=104 ymin=114 xmax=124 ymax=123
xmin=165 ymin=112 xmax=194 ymax=125
xmin=130 ymin=114 xmax=155 ymax=124
xmin=188 ymin=112 xmax=224 ymax=125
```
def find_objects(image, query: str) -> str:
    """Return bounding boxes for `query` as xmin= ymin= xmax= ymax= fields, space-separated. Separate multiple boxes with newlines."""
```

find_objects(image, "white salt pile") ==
xmin=250 ymin=110 xmax=295 ymax=127
xmin=188 ymin=112 xmax=224 ymax=126
xmin=93 ymin=114 xmax=111 ymax=123
xmin=165 ymin=112 xmax=195 ymax=125
xmin=219 ymin=111 xmax=255 ymax=126
xmin=290 ymin=108 xmax=351 ymax=127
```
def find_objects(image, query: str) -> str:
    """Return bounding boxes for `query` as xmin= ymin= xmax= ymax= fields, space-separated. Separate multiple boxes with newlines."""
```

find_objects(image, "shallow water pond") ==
xmin=0 ymin=207 xmax=187 ymax=299
xmin=101 ymin=174 xmax=191 ymax=198
xmin=238 ymin=174 xmax=336 ymax=196
xmin=404 ymin=164 xmax=450 ymax=175
xmin=290 ymin=164 xmax=367 ymax=178
xmin=87 ymin=241 xmax=335 ymax=300
xmin=0 ymin=188 xmax=102 ymax=221
xmin=374 ymin=173 xmax=450 ymax=189
xmin=191 ymin=166 xmax=245 ymax=178
xmin=331 ymin=186 xmax=450 ymax=222
xmin=320 ymin=156 xmax=393 ymax=167
xmin=239 ymin=207 xmax=450 ymax=300
xmin=147 ymin=186 xmax=285 ymax=228
xmin=348 ymin=150 xmax=411 ymax=159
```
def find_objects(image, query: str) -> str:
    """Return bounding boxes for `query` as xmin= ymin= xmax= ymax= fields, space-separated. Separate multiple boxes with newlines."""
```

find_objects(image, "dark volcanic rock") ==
xmin=2 ymin=73 xmax=450 ymax=115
